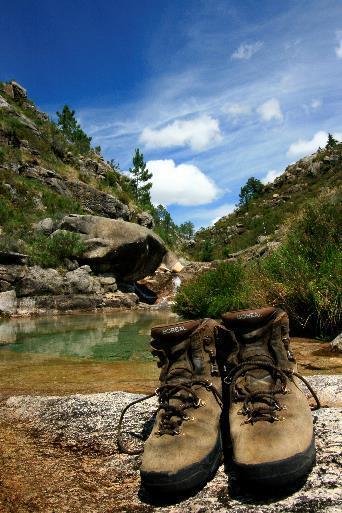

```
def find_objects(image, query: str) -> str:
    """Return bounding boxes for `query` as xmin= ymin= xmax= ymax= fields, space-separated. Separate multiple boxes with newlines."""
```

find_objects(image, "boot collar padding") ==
xmin=222 ymin=307 xmax=279 ymax=331
xmin=151 ymin=319 xmax=201 ymax=342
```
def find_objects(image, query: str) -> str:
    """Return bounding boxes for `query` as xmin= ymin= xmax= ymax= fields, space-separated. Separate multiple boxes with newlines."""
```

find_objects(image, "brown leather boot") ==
xmin=138 ymin=318 xmax=223 ymax=493
xmin=221 ymin=307 xmax=320 ymax=488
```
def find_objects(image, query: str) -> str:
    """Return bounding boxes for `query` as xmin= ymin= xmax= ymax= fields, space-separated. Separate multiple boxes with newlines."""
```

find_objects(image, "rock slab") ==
xmin=1 ymin=375 xmax=341 ymax=512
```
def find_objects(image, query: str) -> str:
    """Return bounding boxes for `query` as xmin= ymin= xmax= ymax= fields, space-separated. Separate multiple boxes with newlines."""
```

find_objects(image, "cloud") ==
xmin=231 ymin=41 xmax=263 ymax=60
xmin=187 ymin=203 xmax=235 ymax=227
xmin=222 ymin=102 xmax=251 ymax=117
xmin=257 ymin=98 xmax=283 ymax=122
xmin=311 ymin=99 xmax=321 ymax=109
xmin=147 ymin=159 xmax=220 ymax=206
xmin=335 ymin=32 xmax=342 ymax=58
xmin=261 ymin=169 xmax=283 ymax=184
xmin=210 ymin=204 xmax=235 ymax=224
xmin=288 ymin=131 xmax=342 ymax=156
xmin=140 ymin=115 xmax=222 ymax=151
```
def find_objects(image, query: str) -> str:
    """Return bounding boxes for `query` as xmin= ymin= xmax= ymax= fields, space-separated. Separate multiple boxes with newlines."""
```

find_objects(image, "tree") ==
xmin=129 ymin=148 xmax=152 ymax=206
xmin=199 ymin=239 xmax=214 ymax=262
xmin=238 ymin=177 xmax=264 ymax=207
xmin=326 ymin=133 xmax=338 ymax=149
xmin=179 ymin=221 xmax=195 ymax=240
xmin=56 ymin=105 xmax=92 ymax=154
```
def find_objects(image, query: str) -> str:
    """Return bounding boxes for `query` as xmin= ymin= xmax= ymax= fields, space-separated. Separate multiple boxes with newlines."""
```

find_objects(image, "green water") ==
xmin=0 ymin=310 xmax=178 ymax=362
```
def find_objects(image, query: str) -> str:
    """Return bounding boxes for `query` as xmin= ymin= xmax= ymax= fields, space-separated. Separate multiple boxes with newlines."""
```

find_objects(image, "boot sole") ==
xmin=140 ymin=433 xmax=222 ymax=494
xmin=233 ymin=435 xmax=316 ymax=488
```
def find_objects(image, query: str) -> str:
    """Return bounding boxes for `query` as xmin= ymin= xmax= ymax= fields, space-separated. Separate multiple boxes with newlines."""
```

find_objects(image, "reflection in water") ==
xmin=0 ymin=310 xmax=178 ymax=361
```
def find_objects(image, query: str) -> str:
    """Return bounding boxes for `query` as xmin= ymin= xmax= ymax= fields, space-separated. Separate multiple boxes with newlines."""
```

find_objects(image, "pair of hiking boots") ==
xmin=118 ymin=307 xmax=320 ymax=494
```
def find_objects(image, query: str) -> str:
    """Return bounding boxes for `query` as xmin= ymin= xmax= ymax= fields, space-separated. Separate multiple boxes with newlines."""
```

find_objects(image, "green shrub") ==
xmin=174 ymin=191 xmax=341 ymax=338
xmin=104 ymin=171 xmax=117 ymax=188
xmin=27 ymin=231 xmax=86 ymax=268
xmin=174 ymin=261 xmax=250 ymax=318
xmin=256 ymin=191 xmax=341 ymax=337
xmin=41 ymin=190 xmax=83 ymax=217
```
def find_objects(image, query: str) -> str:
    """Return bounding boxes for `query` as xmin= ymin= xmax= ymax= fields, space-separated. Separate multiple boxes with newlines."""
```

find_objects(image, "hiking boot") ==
xmin=138 ymin=319 xmax=223 ymax=493
xmin=220 ymin=307 xmax=320 ymax=488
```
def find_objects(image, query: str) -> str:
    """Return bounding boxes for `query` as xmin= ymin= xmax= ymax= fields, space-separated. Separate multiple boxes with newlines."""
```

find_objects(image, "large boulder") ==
xmin=58 ymin=214 xmax=167 ymax=281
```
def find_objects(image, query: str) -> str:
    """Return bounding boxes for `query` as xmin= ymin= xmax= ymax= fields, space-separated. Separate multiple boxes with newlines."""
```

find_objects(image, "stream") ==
xmin=0 ymin=310 xmax=340 ymax=396
xmin=0 ymin=309 xmax=177 ymax=395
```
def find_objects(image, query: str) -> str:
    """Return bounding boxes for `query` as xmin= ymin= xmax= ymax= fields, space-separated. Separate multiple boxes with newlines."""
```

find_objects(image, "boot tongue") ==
xmin=166 ymin=339 xmax=193 ymax=385
xmin=238 ymin=332 xmax=275 ymax=393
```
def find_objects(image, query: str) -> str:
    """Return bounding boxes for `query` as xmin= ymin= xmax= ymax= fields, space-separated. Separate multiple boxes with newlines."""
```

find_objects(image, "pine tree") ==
xmin=179 ymin=221 xmax=195 ymax=240
xmin=238 ymin=177 xmax=264 ymax=207
xmin=326 ymin=133 xmax=338 ymax=149
xmin=129 ymin=148 xmax=152 ymax=206
xmin=56 ymin=105 xmax=92 ymax=154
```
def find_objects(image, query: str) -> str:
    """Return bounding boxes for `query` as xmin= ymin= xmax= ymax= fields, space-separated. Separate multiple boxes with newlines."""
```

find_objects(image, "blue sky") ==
xmin=1 ymin=0 xmax=342 ymax=227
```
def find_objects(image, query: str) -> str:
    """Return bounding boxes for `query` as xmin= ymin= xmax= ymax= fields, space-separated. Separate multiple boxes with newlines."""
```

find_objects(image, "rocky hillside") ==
xmin=0 ymin=80 xmax=155 ymax=240
xmin=189 ymin=143 xmax=342 ymax=261
xmin=0 ymin=80 xmax=183 ymax=316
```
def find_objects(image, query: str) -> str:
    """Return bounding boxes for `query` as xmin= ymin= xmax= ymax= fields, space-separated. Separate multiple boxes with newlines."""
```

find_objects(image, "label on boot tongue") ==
xmin=236 ymin=312 xmax=261 ymax=320
xmin=162 ymin=325 xmax=187 ymax=335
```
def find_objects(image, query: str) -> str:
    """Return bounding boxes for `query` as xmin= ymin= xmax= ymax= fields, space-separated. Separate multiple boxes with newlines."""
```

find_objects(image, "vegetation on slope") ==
xmin=189 ymin=139 xmax=342 ymax=261
xmin=174 ymin=189 xmax=342 ymax=338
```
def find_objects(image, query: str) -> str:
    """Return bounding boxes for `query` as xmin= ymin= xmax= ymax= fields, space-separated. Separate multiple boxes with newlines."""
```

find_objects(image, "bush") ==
xmin=255 ymin=191 xmax=341 ymax=337
xmin=174 ymin=191 xmax=341 ymax=338
xmin=174 ymin=261 xmax=250 ymax=318
xmin=27 ymin=231 xmax=86 ymax=268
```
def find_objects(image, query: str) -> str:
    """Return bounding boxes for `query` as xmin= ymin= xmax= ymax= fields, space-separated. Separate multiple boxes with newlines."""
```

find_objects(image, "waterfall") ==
xmin=172 ymin=276 xmax=182 ymax=293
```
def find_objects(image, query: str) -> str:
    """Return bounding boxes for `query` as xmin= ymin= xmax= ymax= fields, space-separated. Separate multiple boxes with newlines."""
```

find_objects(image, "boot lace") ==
xmin=117 ymin=380 xmax=222 ymax=455
xmin=224 ymin=360 xmax=320 ymax=425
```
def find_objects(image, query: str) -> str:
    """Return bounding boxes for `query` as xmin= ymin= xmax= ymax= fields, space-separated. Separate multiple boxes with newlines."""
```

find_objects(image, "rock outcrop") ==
xmin=15 ymin=164 xmax=131 ymax=220
xmin=58 ymin=214 xmax=167 ymax=281
xmin=0 ymin=375 xmax=340 ymax=512
xmin=0 ymin=263 xmax=139 ymax=317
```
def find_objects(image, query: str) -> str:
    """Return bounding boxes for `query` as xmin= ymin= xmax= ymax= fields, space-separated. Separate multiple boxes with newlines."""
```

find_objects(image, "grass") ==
xmin=0 ymin=170 xmax=85 ymax=261
xmin=174 ymin=190 xmax=341 ymax=339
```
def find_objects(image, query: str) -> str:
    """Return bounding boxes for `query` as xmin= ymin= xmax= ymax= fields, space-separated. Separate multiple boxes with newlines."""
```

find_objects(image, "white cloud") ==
xmin=147 ymin=159 xmax=220 ymax=206
xmin=231 ymin=41 xmax=263 ymax=60
xmin=261 ymin=169 xmax=283 ymax=184
xmin=286 ymin=130 xmax=342 ymax=156
xmin=222 ymin=102 xmax=251 ymax=117
xmin=210 ymin=204 xmax=235 ymax=224
xmin=140 ymin=115 xmax=222 ymax=151
xmin=311 ymin=99 xmax=321 ymax=109
xmin=257 ymin=98 xmax=283 ymax=122
xmin=335 ymin=32 xmax=342 ymax=58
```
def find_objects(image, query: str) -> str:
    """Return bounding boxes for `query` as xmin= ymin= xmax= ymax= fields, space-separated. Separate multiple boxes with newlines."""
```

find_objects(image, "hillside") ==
xmin=0 ymin=80 xmax=159 ymax=258
xmin=188 ymin=144 xmax=342 ymax=261
xmin=0 ymin=80 xmax=189 ymax=316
